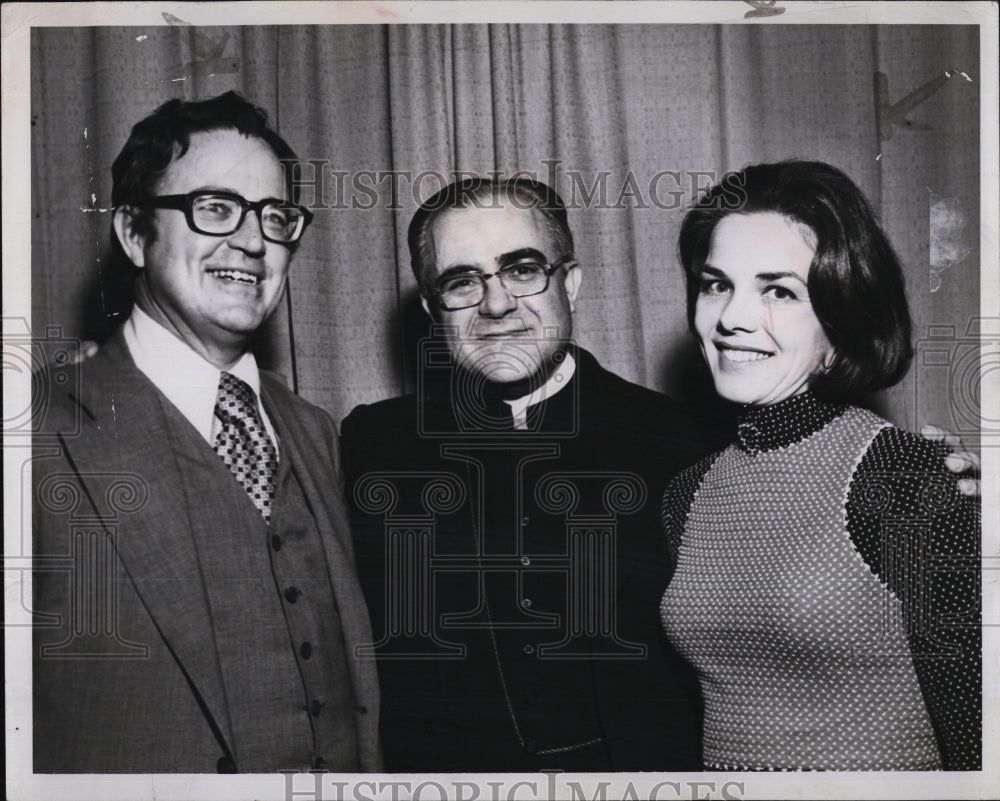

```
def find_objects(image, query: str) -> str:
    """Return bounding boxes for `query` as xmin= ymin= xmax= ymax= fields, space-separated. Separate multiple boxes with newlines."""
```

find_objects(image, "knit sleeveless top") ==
xmin=660 ymin=405 xmax=941 ymax=771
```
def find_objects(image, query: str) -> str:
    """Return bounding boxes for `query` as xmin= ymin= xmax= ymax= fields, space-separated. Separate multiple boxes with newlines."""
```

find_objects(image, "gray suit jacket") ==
xmin=33 ymin=331 xmax=380 ymax=773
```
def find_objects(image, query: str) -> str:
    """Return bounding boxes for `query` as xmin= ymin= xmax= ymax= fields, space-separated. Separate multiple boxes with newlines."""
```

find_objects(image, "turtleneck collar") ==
xmin=736 ymin=391 xmax=846 ymax=455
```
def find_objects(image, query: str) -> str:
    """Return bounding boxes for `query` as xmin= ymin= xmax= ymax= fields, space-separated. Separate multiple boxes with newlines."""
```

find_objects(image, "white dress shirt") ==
xmin=122 ymin=305 xmax=278 ymax=453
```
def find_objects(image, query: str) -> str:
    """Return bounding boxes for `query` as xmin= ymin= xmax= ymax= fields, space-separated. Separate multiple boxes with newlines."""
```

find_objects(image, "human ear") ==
xmin=563 ymin=262 xmax=582 ymax=312
xmin=112 ymin=206 xmax=147 ymax=268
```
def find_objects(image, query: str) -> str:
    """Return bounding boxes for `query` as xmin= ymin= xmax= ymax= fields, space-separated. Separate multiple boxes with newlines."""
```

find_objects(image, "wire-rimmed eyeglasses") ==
xmin=430 ymin=257 xmax=577 ymax=311
xmin=147 ymin=190 xmax=313 ymax=244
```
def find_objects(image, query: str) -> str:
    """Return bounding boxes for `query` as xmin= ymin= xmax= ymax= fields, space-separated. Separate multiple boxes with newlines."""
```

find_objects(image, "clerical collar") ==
xmin=736 ymin=391 xmax=845 ymax=455
xmin=505 ymin=352 xmax=577 ymax=430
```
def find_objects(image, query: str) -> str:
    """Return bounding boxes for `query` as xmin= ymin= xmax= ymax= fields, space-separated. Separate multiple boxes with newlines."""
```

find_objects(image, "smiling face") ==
xmin=114 ymin=129 xmax=292 ymax=368
xmin=422 ymin=204 xmax=581 ymax=391
xmin=694 ymin=212 xmax=833 ymax=406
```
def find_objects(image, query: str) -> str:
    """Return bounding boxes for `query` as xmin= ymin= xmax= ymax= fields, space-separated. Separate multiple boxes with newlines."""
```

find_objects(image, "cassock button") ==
xmin=524 ymin=740 xmax=538 ymax=755
xmin=310 ymin=699 xmax=324 ymax=717
xmin=284 ymin=586 xmax=301 ymax=603
xmin=271 ymin=535 xmax=283 ymax=551
xmin=216 ymin=755 xmax=236 ymax=773
xmin=300 ymin=642 xmax=313 ymax=659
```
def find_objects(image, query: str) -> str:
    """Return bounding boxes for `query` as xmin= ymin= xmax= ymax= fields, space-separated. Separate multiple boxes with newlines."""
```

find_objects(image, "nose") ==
xmin=226 ymin=209 xmax=267 ymax=256
xmin=716 ymin=288 xmax=760 ymax=334
xmin=478 ymin=274 xmax=518 ymax=317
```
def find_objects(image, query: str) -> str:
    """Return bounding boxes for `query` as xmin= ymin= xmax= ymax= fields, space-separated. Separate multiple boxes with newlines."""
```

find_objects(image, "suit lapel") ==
xmin=62 ymin=333 xmax=236 ymax=754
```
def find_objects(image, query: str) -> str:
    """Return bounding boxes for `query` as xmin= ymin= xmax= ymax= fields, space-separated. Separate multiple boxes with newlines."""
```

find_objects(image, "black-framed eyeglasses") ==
xmin=147 ymin=191 xmax=313 ymax=244
xmin=430 ymin=257 xmax=577 ymax=311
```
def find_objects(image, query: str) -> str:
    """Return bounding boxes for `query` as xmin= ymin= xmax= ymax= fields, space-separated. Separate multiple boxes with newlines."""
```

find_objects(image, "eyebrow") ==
xmin=701 ymin=264 xmax=808 ymax=285
xmin=438 ymin=247 xmax=549 ymax=280
xmin=498 ymin=247 xmax=547 ymax=267
xmin=188 ymin=186 xmax=287 ymax=202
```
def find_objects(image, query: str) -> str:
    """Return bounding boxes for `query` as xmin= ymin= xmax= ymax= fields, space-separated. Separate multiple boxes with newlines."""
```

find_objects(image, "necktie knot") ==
xmin=216 ymin=371 xmax=260 ymax=425
xmin=213 ymin=371 xmax=278 ymax=523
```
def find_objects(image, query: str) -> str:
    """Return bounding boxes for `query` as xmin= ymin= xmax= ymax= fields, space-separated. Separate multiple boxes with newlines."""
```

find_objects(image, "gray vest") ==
xmin=170 ymin=404 xmax=359 ymax=771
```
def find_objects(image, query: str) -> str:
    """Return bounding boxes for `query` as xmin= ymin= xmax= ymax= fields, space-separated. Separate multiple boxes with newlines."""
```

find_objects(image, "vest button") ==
xmin=284 ymin=586 xmax=301 ymax=603
xmin=216 ymin=755 xmax=236 ymax=773
xmin=271 ymin=534 xmax=282 ymax=551
xmin=300 ymin=642 xmax=312 ymax=659
xmin=313 ymin=755 xmax=327 ymax=770
xmin=310 ymin=699 xmax=324 ymax=717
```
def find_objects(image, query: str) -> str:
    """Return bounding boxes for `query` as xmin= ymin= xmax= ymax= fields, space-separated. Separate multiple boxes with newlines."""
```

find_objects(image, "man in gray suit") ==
xmin=32 ymin=92 xmax=380 ymax=773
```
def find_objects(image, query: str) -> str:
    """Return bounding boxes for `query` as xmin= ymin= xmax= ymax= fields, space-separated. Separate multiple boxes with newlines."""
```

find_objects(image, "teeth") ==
xmin=720 ymin=348 xmax=770 ymax=363
xmin=211 ymin=269 xmax=258 ymax=285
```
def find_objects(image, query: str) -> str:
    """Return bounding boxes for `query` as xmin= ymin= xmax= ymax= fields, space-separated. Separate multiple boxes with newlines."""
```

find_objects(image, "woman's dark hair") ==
xmin=111 ymin=91 xmax=301 ymax=244
xmin=677 ymin=159 xmax=913 ymax=398
xmin=408 ymin=177 xmax=575 ymax=294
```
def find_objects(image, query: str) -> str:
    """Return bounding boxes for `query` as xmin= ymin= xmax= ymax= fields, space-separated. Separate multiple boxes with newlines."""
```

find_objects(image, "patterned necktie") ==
xmin=213 ymin=371 xmax=278 ymax=523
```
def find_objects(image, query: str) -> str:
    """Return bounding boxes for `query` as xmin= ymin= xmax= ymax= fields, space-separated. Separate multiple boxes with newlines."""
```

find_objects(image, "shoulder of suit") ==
xmin=259 ymin=369 xmax=338 ymax=425
xmin=342 ymin=392 xmax=417 ymax=432
xmin=577 ymin=350 xmax=694 ymax=416
xmin=345 ymin=392 xmax=417 ymax=421
xmin=32 ymin=352 xmax=109 ymax=432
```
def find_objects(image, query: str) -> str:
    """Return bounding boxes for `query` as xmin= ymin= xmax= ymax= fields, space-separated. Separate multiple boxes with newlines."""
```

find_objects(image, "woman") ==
xmin=660 ymin=160 xmax=980 ymax=771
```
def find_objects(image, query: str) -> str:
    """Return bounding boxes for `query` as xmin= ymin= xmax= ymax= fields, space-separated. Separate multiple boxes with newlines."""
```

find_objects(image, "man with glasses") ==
xmin=341 ymin=177 xmax=729 ymax=771
xmin=33 ymin=92 xmax=380 ymax=773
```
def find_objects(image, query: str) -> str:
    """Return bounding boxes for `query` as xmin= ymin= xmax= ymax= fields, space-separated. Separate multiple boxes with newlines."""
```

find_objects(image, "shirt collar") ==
xmin=505 ymin=351 xmax=577 ymax=430
xmin=736 ymin=391 xmax=845 ymax=455
xmin=122 ymin=305 xmax=262 ymax=444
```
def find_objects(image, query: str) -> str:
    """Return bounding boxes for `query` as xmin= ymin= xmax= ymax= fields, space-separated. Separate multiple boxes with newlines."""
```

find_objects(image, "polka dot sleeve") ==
xmin=846 ymin=427 xmax=981 ymax=770
xmin=661 ymin=453 xmax=720 ymax=580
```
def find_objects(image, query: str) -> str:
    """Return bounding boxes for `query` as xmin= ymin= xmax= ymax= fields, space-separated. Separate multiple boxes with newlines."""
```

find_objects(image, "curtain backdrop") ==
xmin=30 ymin=24 xmax=980 ymax=438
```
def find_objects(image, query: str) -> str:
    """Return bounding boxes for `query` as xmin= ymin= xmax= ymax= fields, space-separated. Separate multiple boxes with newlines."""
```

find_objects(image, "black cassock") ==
xmin=341 ymin=346 xmax=731 ymax=772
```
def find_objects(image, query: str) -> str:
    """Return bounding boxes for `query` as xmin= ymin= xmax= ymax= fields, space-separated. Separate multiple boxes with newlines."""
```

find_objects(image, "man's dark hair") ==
xmin=678 ymin=159 xmax=913 ymax=399
xmin=408 ymin=177 xmax=575 ymax=294
xmin=111 ymin=91 xmax=300 ymax=244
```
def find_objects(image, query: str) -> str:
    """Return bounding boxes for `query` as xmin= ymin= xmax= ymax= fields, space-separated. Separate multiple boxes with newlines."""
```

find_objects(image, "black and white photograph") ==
xmin=4 ymin=2 xmax=997 ymax=800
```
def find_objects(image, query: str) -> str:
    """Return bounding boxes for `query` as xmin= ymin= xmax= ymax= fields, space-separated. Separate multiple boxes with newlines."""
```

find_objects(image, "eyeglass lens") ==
xmin=191 ymin=194 xmax=303 ymax=241
xmin=438 ymin=262 xmax=549 ymax=306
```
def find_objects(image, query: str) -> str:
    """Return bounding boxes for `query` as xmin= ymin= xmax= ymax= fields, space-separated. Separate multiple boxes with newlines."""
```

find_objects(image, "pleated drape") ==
xmin=31 ymin=24 xmax=980 ymax=435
